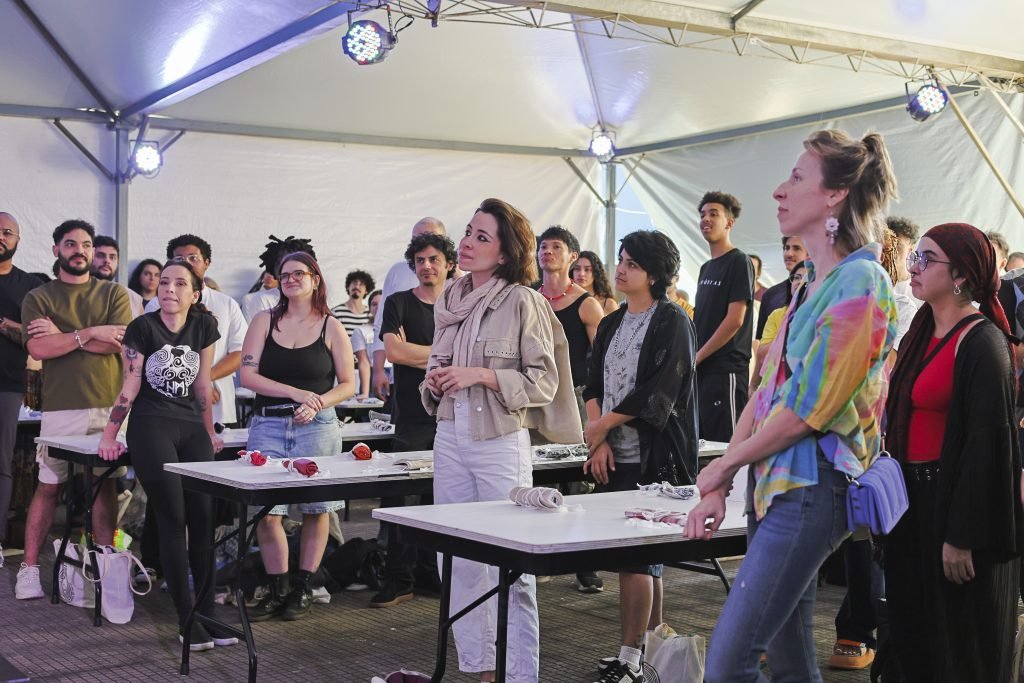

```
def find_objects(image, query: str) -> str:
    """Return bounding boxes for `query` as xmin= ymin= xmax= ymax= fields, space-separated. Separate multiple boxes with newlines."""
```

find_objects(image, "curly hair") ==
xmin=880 ymin=229 xmax=901 ymax=285
xmin=571 ymin=250 xmax=614 ymax=301
xmin=698 ymin=191 xmax=742 ymax=219
xmin=166 ymin=234 xmax=212 ymax=262
xmin=405 ymin=233 xmax=458 ymax=278
xmin=345 ymin=269 xmax=376 ymax=295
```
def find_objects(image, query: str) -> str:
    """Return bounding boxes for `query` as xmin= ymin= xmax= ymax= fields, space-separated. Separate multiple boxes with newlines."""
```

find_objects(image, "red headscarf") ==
xmin=886 ymin=223 xmax=1013 ymax=460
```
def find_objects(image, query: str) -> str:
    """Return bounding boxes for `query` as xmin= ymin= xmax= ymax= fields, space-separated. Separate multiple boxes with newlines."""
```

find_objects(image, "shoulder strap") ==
xmin=779 ymin=283 xmax=809 ymax=380
xmin=320 ymin=315 xmax=330 ymax=342
xmin=919 ymin=312 xmax=984 ymax=371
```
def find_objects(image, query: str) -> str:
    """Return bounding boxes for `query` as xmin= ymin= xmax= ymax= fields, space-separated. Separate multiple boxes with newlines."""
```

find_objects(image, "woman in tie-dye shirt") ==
xmin=686 ymin=129 xmax=899 ymax=683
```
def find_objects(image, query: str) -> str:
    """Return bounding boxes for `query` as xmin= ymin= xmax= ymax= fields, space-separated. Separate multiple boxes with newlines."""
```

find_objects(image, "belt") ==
xmin=902 ymin=461 xmax=940 ymax=482
xmin=256 ymin=404 xmax=300 ymax=418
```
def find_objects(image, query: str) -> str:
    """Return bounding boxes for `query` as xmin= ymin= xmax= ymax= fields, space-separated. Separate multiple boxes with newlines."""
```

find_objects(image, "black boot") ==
xmin=249 ymin=573 xmax=289 ymax=622
xmin=282 ymin=569 xmax=314 ymax=621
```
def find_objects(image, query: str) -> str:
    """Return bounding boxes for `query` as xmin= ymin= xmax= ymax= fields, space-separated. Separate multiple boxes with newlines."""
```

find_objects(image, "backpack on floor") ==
xmin=322 ymin=537 xmax=385 ymax=591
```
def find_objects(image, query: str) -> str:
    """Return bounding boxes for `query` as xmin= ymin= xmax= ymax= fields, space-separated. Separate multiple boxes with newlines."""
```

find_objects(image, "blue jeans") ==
xmin=705 ymin=458 xmax=850 ymax=683
xmin=247 ymin=409 xmax=343 ymax=515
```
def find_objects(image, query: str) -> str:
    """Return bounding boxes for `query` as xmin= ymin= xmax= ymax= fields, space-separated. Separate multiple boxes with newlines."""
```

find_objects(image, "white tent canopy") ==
xmin=1 ymin=0 xmax=1022 ymax=297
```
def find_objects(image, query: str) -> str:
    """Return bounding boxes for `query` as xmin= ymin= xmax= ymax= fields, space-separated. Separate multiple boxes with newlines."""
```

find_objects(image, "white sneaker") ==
xmin=16 ymin=563 xmax=45 ymax=600
xmin=311 ymin=586 xmax=331 ymax=604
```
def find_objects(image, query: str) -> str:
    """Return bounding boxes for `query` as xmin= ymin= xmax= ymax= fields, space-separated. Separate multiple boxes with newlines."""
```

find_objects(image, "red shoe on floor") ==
xmin=828 ymin=639 xmax=875 ymax=670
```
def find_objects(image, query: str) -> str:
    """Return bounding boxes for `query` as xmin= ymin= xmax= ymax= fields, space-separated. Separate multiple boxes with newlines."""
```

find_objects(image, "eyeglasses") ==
xmin=0 ymin=229 xmax=19 ymax=240
xmin=173 ymin=254 xmax=205 ymax=265
xmin=906 ymin=250 xmax=952 ymax=272
xmin=279 ymin=270 xmax=313 ymax=283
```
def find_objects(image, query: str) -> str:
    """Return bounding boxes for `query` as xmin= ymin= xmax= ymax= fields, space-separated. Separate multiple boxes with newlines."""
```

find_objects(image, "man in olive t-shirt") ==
xmin=14 ymin=220 xmax=131 ymax=601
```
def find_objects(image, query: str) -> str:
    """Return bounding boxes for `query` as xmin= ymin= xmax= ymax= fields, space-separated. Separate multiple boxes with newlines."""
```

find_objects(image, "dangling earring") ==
xmin=825 ymin=215 xmax=840 ymax=245
xmin=953 ymin=282 xmax=962 ymax=296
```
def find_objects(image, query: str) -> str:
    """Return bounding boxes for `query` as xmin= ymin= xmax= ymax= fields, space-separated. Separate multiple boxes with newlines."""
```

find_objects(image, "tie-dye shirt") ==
xmin=751 ymin=244 xmax=897 ymax=519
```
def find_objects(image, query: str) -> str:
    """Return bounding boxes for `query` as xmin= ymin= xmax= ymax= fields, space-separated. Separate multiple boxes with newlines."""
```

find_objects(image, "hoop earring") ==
xmin=825 ymin=215 xmax=840 ymax=245
xmin=953 ymin=282 xmax=962 ymax=296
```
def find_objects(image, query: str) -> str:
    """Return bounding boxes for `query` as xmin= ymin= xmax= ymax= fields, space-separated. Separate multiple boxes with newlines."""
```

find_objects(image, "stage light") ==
xmin=906 ymin=83 xmax=948 ymax=122
xmin=342 ymin=20 xmax=396 ymax=65
xmin=130 ymin=141 xmax=162 ymax=178
xmin=590 ymin=130 xmax=615 ymax=162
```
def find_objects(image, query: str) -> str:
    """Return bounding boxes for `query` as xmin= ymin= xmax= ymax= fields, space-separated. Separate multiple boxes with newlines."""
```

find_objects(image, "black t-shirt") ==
xmin=694 ymin=248 xmax=754 ymax=374
xmin=122 ymin=311 xmax=221 ymax=422
xmin=0 ymin=266 xmax=42 ymax=392
xmin=379 ymin=289 xmax=435 ymax=424
xmin=756 ymin=279 xmax=789 ymax=340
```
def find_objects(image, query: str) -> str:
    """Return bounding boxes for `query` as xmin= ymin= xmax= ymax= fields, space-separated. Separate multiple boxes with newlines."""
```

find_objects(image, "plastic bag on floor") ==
xmin=643 ymin=623 xmax=705 ymax=683
xmin=370 ymin=670 xmax=431 ymax=683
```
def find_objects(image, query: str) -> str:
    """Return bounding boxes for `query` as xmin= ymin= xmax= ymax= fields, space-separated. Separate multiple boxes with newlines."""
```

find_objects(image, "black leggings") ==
xmin=128 ymin=414 xmax=214 ymax=628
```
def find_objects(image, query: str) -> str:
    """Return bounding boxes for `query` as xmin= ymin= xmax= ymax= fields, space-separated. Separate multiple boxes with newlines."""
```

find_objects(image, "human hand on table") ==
xmin=98 ymin=436 xmax=126 ymax=461
xmin=683 ymin=490 xmax=726 ymax=541
xmin=583 ymin=442 xmax=615 ymax=485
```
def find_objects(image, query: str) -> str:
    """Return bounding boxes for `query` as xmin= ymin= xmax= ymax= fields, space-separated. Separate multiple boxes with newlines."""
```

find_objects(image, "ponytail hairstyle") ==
xmin=270 ymin=251 xmax=331 ymax=331
xmin=802 ymin=130 xmax=899 ymax=255
xmin=161 ymin=260 xmax=215 ymax=320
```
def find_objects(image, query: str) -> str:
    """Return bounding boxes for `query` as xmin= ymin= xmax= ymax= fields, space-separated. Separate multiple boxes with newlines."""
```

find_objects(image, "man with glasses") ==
xmin=0 ymin=213 xmax=42 ymax=563
xmin=16 ymin=220 xmax=132 ymax=599
xmin=144 ymin=234 xmax=248 ymax=427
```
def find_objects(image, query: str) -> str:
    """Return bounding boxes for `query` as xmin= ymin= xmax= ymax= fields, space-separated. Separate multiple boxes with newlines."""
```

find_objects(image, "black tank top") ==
xmin=254 ymin=317 xmax=335 ymax=410
xmin=554 ymin=292 xmax=591 ymax=387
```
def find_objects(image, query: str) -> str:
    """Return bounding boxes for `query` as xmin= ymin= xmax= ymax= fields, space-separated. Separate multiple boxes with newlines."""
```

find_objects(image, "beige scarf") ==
xmin=428 ymin=274 xmax=510 ymax=372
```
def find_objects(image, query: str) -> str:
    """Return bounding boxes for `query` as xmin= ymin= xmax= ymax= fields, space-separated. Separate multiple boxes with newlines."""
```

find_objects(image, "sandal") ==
xmin=828 ymin=639 xmax=875 ymax=670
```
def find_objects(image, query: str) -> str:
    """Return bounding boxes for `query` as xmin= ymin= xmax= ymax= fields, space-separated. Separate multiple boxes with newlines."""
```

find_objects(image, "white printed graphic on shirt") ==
xmin=145 ymin=344 xmax=200 ymax=398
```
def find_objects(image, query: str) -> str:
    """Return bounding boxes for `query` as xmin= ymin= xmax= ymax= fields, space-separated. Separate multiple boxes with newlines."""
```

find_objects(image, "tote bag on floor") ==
xmin=94 ymin=545 xmax=152 ymax=624
xmin=643 ymin=623 xmax=705 ymax=683
xmin=53 ymin=538 xmax=100 ymax=609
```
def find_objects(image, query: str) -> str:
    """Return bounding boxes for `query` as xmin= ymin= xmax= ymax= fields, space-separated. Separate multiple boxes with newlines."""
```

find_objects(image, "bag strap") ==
xmin=126 ymin=550 xmax=153 ymax=596
xmin=780 ymin=283 xmax=809 ymax=380
xmin=917 ymin=313 xmax=984 ymax=372
xmin=81 ymin=545 xmax=105 ymax=584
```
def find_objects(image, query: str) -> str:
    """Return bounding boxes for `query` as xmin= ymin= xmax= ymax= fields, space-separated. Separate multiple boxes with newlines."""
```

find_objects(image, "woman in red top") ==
xmin=884 ymin=223 xmax=1024 ymax=682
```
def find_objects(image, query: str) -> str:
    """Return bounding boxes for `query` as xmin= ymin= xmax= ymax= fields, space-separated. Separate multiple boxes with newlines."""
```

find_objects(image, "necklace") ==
xmin=612 ymin=301 xmax=657 ymax=357
xmin=540 ymin=282 xmax=574 ymax=302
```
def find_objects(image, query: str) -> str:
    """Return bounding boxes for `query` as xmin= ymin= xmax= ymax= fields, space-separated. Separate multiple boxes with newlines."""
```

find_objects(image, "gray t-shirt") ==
xmin=602 ymin=307 xmax=655 ymax=464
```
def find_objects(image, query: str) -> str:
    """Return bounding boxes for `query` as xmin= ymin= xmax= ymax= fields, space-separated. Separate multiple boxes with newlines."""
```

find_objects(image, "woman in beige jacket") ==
xmin=422 ymin=198 xmax=582 ymax=683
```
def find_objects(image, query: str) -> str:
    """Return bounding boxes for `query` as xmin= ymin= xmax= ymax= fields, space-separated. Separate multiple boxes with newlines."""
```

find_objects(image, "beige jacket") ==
xmin=420 ymin=284 xmax=583 ymax=444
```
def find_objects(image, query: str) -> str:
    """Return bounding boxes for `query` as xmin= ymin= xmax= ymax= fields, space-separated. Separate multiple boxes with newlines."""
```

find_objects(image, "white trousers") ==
xmin=433 ymin=405 xmax=539 ymax=683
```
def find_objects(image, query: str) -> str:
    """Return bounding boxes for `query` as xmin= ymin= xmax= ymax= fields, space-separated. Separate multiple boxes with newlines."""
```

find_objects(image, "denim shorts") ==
xmin=247 ymin=408 xmax=343 ymax=515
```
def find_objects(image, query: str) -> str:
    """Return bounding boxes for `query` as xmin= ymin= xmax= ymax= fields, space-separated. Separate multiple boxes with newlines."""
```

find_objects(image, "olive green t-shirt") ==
xmin=21 ymin=278 xmax=132 ymax=411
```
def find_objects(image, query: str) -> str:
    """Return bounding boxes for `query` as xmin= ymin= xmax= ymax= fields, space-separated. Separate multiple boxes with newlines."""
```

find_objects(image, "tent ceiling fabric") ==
xmin=2 ymin=1 xmax=1021 ymax=150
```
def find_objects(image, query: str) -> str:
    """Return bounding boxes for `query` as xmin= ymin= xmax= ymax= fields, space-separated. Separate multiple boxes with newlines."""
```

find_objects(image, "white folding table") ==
xmin=373 ymin=488 xmax=747 ymax=682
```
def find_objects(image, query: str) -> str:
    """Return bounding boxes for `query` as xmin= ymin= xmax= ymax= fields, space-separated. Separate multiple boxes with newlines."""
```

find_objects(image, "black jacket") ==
xmin=583 ymin=299 xmax=699 ymax=486
xmin=930 ymin=320 xmax=1023 ymax=561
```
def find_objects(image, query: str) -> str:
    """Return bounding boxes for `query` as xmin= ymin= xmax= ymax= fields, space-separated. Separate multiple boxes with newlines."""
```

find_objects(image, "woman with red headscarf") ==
xmin=884 ymin=223 xmax=1024 ymax=682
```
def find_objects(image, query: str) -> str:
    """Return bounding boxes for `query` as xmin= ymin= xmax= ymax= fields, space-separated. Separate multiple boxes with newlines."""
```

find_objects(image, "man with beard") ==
xmin=16 ymin=219 xmax=131 ymax=599
xmin=92 ymin=235 xmax=144 ymax=318
xmin=755 ymin=235 xmax=807 ymax=340
xmin=0 ymin=212 xmax=42 ymax=561
xmin=371 ymin=233 xmax=457 ymax=607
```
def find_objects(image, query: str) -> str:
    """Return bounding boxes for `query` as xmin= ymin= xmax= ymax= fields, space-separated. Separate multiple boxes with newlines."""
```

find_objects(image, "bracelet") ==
xmin=74 ymin=330 xmax=85 ymax=349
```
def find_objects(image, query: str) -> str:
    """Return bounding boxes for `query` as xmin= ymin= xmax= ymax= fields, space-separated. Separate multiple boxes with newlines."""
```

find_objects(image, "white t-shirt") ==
xmin=145 ymin=287 xmax=248 ymax=424
xmin=241 ymin=288 xmax=280 ymax=323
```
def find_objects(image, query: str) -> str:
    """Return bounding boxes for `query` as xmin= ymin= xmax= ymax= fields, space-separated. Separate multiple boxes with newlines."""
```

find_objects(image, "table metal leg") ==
xmin=494 ymin=569 xmax=520 ymax=683
xmin=430 ymin=553 xmax=453 ymax=681
xmin=84 ymin=464 xmax=102 ymax=627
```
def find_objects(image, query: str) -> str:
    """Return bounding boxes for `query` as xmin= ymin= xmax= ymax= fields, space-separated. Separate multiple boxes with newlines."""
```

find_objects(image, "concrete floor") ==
xmin=1 ymin=500 xmax=874 ymax=683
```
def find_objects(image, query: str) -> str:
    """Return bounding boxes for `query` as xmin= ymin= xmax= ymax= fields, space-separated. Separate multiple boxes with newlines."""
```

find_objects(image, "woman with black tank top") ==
xmin=239 ymin=252 xmax=356 ymax=621
xmin=98 ymin=261 xmax=237 ymax=651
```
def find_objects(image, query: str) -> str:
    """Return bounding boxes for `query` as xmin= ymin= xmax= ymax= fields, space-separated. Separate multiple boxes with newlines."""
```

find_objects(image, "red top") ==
xmin=906 ymin=328 xmax=966 ymax=463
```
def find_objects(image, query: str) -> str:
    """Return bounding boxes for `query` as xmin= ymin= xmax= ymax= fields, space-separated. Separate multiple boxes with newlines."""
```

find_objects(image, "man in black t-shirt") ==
xmin=371 ymin=233 xmax=457 ymax=608
xmin=0 ymin=212 xmax=42 ymax=552
xmin=694 ymin=191 xmax=754 ymax=442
